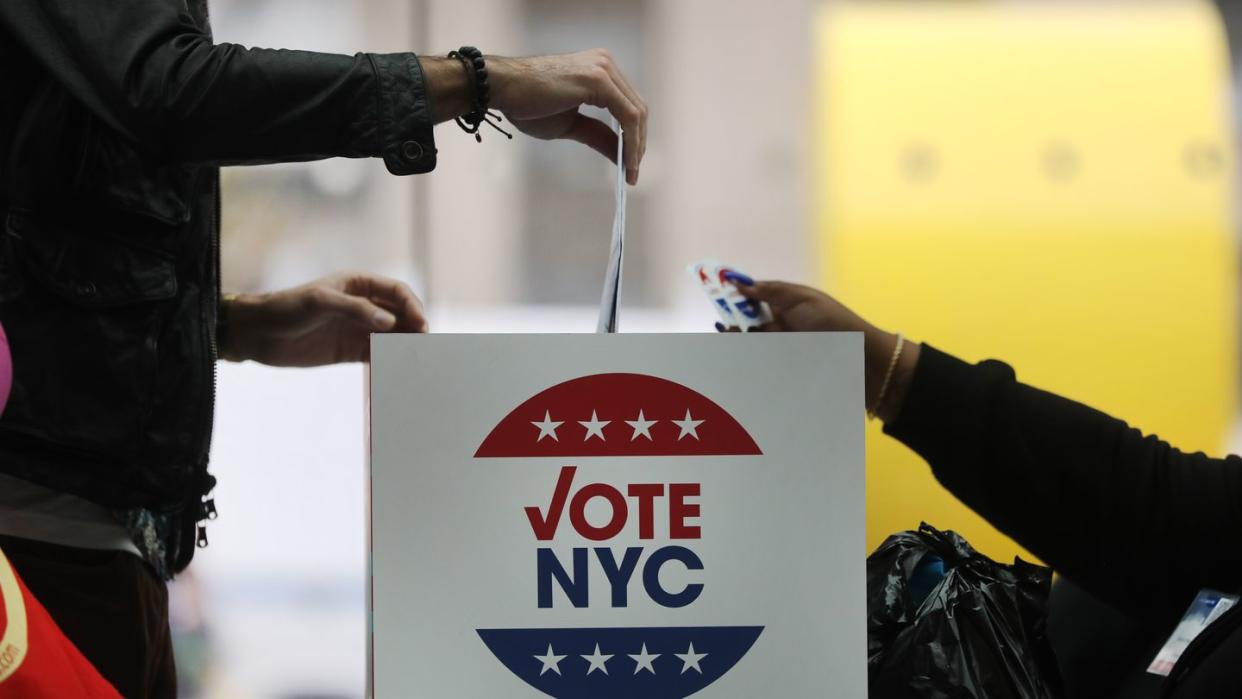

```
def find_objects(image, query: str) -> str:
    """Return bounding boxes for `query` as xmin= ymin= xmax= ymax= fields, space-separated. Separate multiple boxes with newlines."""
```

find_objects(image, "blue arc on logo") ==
xmin=477 ymin=625 xmax=764 ymax=699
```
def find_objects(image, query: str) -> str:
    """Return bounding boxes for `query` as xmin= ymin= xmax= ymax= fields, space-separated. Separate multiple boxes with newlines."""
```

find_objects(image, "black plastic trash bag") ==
xmin=868 ymin=523 xmax=1063 ymax=699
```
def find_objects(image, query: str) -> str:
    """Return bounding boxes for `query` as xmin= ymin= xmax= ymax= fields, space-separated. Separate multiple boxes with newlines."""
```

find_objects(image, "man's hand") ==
xmin=490 ymin=52 xmax=647 ymax=185
xmin=221 ymin=273 xmax=428 ymax=367
xmin=424 ymin=50 xmax=647 ymax=185
xmin=724 ymin=275 xmax=920 ymax=422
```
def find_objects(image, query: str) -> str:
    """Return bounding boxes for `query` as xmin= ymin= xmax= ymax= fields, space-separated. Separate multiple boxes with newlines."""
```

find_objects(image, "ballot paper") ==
xmin=596 ymin=124 xmax=627 ymax=333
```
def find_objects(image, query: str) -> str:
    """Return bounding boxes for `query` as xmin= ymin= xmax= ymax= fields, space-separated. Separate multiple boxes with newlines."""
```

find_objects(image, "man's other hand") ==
xmin=221 ymin=273 xmax=428 ymax=367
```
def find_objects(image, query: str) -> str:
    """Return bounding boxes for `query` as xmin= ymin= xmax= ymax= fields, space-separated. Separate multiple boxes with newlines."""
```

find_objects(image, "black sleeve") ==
xmin=0 ymin=0 xmax=436 ymax=174
xmin=884 ymin=345 xmax=1242 ymax=625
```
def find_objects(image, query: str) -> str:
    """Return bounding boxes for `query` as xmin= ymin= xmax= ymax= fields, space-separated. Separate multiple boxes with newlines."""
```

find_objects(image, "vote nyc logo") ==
xmin=474 ymin=373 xmax=765 ymax=699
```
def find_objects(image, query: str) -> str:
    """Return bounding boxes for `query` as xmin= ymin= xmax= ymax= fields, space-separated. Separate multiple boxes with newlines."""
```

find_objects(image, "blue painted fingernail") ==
xmin=722 ymin=271 xmax=755 ymax=286
xmin=714 ymin=322 xmax=726 ymax=332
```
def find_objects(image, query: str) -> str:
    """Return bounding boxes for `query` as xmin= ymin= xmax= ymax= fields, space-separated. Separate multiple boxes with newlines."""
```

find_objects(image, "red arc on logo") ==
xmin=474 ymin=373 xmax=762 ymax=458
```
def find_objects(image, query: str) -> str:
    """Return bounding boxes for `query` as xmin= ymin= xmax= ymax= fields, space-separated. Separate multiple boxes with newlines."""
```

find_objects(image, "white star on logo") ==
xmin=534 ymin=644 xmax=567 ymax=676
xmin=579 ymin=411 xmax=610 ymax=441
xmin=672 ymin=409 xmax=705 ymax=441
xmin=581 ymin=643 xmax=614 ymax=675
xmin=675 ymin=642 xmax=708 ymax=674
xmin=531 ymin=411 xmax=563 ymax=442
xmin=628 ymin=643 xmax=660 ymax=674
xmin=625 ymin=410 xmax=657 ymax=441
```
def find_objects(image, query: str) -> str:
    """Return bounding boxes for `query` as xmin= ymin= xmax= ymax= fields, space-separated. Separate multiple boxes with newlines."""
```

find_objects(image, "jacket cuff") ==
xmin=368 ymin=52 xmax=438 ymax=175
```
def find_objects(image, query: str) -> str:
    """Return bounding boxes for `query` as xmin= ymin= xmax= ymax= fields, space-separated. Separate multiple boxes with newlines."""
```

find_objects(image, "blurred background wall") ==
xmin=184 ymin=1 xmax=1240 ymax=696
xmin=818 ymin=1 xmax=1237 ymax=564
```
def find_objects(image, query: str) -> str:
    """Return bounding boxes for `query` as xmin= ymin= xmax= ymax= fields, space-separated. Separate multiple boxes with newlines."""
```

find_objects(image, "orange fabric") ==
xmin=0 ymin=547 xmax=122 ymax=698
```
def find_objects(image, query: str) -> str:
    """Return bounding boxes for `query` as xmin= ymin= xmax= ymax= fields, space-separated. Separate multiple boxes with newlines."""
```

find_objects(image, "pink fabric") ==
xmin=0 ymin=322 xmax=9 ymax=417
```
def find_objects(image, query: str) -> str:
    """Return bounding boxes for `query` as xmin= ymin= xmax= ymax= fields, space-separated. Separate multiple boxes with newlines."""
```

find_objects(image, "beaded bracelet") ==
xmin=448 ymin=46 xmax=513 ymax=142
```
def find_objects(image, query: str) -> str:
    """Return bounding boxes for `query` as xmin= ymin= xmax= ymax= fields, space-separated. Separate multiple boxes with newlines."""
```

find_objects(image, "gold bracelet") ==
xmin=868 ymin=333 xmax=905 ymax=421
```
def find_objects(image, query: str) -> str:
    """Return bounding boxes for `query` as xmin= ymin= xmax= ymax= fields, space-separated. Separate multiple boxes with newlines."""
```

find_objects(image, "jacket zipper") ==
xmin=194 ymin=174 xmax=222 ymax=550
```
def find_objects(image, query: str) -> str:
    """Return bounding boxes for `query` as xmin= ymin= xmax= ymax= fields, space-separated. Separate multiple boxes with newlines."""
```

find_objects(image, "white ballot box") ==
xmin=369 ymin=334 xmax=865 ymax=698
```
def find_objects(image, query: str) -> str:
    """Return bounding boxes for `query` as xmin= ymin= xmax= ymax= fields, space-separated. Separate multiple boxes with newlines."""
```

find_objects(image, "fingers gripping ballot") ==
xmin=489 ymin=50 xmax=648 ymax=185
xmin=563 ymin=51 xmax=645 ymax=182
xmin=593 ymin=49 xmax=648 ymax=182
xmin=567 ymin=114 xmax=623 ymax=165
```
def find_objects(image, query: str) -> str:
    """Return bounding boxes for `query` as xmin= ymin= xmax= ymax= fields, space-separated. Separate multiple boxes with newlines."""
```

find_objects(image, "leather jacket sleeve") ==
xmin=0 ymin=0 xmax=437 ymax=175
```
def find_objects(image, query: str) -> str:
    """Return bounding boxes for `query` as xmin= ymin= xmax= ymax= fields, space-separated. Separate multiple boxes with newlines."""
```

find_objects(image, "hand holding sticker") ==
xmin=686 ymin=260 xmax=774 ymax=332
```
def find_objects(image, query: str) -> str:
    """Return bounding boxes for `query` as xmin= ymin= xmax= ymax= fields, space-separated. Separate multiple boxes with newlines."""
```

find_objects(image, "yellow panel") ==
xmin=815 ymin=1 xmax=1238 ymax=562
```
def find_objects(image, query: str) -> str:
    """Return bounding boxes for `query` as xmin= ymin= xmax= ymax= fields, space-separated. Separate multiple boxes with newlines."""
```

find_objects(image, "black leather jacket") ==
xmin=0 ymin=0 xmax=437 ymax=571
